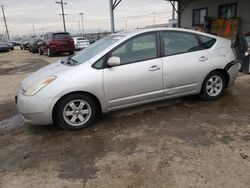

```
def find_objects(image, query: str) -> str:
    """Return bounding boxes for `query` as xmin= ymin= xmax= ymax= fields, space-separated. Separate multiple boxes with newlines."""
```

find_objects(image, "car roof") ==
xmin=113 ymin=27 xmax=221 ymax=40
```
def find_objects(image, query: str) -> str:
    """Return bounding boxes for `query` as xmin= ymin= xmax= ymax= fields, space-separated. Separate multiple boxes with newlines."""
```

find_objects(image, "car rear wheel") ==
xmin=39 ymin=47 xmax=43 ymax=55
xmin=200 ymin=71 xmax=225 ymax=101
xmin=55 ymin=94 xmax=97 ymax=130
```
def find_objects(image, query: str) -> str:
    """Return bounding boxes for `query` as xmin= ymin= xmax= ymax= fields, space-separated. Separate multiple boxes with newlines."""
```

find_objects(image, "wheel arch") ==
xmin=202 ymin=69 xmax=230 ymax=90
xmin=52 ymin=91 xmax=102 ymax=124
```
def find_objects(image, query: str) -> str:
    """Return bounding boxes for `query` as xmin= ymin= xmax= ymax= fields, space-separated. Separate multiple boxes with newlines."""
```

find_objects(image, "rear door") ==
xmin=161 ymin=31 xmax=211 ymax=96
xmin=103 ymin=32 xmax=163 ymax=108
xmin=53 ymin=33 xmax=73 ymax=48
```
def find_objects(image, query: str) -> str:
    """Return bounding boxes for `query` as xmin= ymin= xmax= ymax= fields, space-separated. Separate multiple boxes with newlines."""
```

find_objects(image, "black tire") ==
xmin=69 ymin=50 xmax=75 ymax=55
xmin=55 ymin=94 xmax=97 ymax=130
xmin=48 ymin=48 xmax=53 ymax=57
xmin=200 ymin=71 xmax=226 ymax=101
xmin=39 ymin=47 xmax=43 ymax=55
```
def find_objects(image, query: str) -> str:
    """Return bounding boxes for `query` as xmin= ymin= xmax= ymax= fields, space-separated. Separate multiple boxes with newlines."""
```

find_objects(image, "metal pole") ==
xmin=1 ymin=5 xmax=9 ymax=39
xmin=32 ymin=24 xmax=36 ymax=35
xmin=56 ymin=0 xmax=67 ymax=32
xmin=109 ymin=0 xmax=115 ymax=33
xmin=153 ymin=12 xmax=156 ymax=25
xmin=172 ymin=1 xmax=175 ymax=19
xmin=60 ymin=0 xmax=66 ymax=32
xmin=125 ymin=20 xmax=128 ymax=30
xmin=79 ymin=12 xmax=84 ymax=36
xmin=78 ymin=21 xmax=81 ymax=35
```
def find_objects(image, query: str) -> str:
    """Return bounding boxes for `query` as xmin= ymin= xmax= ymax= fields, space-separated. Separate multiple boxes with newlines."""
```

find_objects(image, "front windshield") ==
xmin=70 ymin=35 xmax=124 ymax=65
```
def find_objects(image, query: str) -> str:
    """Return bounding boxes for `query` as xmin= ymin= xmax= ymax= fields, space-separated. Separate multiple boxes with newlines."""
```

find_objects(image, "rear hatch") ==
xmin=53 ymin=33 xmax=74 ymax=47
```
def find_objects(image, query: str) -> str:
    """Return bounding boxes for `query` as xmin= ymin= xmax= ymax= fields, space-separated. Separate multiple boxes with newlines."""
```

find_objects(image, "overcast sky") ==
xmin=0 ymin=0 xmax=173 ymax=36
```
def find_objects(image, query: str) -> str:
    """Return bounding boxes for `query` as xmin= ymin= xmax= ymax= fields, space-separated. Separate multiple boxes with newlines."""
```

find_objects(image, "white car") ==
xmin=16 ymin=28 xmax=240 ymax=130
xmin=73 ymin=37 xmax=90 ymax=50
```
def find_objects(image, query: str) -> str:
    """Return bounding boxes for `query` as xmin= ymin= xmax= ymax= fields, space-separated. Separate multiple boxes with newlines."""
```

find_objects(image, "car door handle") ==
xmin=199 ymin=56 xmax=208 ymax=62
xmin=149 ymin=65 xmax=160 ymax=71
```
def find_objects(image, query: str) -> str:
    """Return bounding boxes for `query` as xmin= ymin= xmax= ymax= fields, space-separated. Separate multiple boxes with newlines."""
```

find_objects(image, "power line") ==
xmin=1 ymin=5 xmax=9 ymax=39
xmin=56 ymin=0 xmax=67 ymax=32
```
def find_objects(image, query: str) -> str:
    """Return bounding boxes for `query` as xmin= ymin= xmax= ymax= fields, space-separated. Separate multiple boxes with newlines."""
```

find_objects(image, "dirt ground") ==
xmin=0 ymin=48 xmax=250 ymax=188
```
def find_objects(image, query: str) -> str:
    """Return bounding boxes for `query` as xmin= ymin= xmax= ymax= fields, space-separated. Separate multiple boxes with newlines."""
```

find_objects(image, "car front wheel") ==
xmin=200 ymin=71 xmax=226 ymax=101
xmin=48 ymin=48 xmax=54 ymax=57
xmin=55 ymin=94 xmax=97 ymax=130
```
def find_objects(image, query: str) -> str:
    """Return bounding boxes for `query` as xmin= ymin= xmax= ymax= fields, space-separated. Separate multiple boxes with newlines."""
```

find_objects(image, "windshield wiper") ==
xmin=68 ymin=57 xmax=78 ymax=65
xmin=61 ymin=56 xmax=79 ymax=66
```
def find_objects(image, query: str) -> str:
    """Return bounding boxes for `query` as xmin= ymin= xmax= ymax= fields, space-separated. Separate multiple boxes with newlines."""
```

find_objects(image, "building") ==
xmin=173 ymin=0 xmax=250 ymax=38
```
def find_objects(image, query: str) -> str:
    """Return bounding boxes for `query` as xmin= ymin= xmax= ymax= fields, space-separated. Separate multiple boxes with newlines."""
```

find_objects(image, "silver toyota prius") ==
xmin=16 ymin=28 xmax=239 ymax=130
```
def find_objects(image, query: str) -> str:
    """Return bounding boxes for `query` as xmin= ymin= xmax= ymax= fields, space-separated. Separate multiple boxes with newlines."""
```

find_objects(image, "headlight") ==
xmin=24 ymin=76 xmax=57 ymax=96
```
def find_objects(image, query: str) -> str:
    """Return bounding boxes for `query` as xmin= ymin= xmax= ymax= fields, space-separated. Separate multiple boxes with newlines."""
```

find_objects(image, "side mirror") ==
xmin=107 ymin=56 xmax=121 ymax=67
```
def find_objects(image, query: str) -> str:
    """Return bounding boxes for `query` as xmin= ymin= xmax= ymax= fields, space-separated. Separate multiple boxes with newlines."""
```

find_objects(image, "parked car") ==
xmin=38 ymin=32 xmax=74 ymax=57
xmin=20 ymin=38 xmax=31 ymax=50
xmin=235 ymin=33 xmax=250 ymax=72
xmin=29 ymin=38 xmax=42 ymax=53
xmin=16 ymin=28 xmax=239 ymax=130
xmin=0 ymin=39 xmax=14 ymax=50
xmin=10 ymin=37 xmax=22 ymax=46
xmin=89 ymin=37 xmax=97 ymax=44
xmin=0 ymin=42 xmax=9 ymax=52
xmin=73 ymin=37 xmax=90 ymax=50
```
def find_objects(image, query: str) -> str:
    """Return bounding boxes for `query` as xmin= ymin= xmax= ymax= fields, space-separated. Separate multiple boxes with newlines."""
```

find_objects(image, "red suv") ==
xmin=38 ymin=32 xmax=74 ymax=57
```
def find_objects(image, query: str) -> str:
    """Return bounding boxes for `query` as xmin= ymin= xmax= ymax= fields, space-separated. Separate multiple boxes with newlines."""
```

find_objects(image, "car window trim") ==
xmin=160 ymin=30 xmax=206 ymax=58
xmin=92 ymin=31 xmax=161 ymax=69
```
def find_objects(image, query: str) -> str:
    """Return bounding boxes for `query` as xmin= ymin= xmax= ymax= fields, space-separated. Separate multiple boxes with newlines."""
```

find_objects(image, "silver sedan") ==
xmin=16 ymin=28 xmax=239 ymax=130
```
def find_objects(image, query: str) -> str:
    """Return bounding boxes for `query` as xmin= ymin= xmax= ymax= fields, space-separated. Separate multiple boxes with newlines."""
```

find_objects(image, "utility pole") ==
xmin=56 ymin=0 xmax=67 ymax=32
xmin=172 ymin=1 xmax=176 ymax=19
xmin=1 ymin=5 xmax=9 ymax=39
xmin=125 ymin=20 xmax=128 ymax=30
xmin=153 ymin=12 xmax=156 ymax=25
xmin=78 ymin=21 xmax=81 ymax=35
xmin=79 ymin=12 xmax=84 ymax=36
xmin=32 ymin=24 xmax=36 ymax=35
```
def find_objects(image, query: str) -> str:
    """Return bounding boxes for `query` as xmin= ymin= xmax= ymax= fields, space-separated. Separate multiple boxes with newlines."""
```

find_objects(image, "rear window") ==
xmin=53 ymin=33 xmax=71 ymax=40
xmin=198 ymin=35 xmax=216 ymax=49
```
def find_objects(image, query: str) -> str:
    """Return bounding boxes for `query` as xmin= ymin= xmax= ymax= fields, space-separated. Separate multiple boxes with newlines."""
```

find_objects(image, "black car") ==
xmin=0 ymin=42 xmax=9 ymax=52
xmin=29 ymin=38 xmax=42 ymax=53
xmin=235 ymin=33 xmax=250 ymax=73
xmin=0 ymin=39 xmax=14 ymax=50
xmin=20 ymin=39 xmax=31 ymax=50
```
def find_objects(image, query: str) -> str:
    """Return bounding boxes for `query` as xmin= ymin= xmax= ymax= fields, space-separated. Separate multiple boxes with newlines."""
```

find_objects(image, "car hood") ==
xmin=21 ymin=61 xmax=70 ymax=90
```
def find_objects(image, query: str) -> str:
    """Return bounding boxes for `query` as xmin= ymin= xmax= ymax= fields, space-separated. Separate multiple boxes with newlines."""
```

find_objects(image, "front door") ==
xmin=103 ymin=32 xmax=163 ymax=108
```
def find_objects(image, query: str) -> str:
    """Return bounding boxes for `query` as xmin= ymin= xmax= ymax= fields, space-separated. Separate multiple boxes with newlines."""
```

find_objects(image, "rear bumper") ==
xmin=51 ymin=46 xmax=74 ymax=53
xmin=226 ymin=60 xmax=240 ymax=87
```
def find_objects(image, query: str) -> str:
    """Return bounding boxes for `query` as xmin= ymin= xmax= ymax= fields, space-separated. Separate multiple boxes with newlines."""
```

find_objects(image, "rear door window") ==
xmin=162 ymin=31 xmax=201 ymax=56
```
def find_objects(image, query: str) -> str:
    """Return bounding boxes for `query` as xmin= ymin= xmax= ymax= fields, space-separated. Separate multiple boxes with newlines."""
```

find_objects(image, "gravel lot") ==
xmin=0 ymin=48 xmax=250 ymax=188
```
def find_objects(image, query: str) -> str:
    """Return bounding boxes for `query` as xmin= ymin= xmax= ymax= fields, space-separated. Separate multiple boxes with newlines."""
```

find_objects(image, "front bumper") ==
xmin=16 ymin=90 xmax=56 ymax=125
xmin=226 ymin=60 xmax=240 ymax=87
